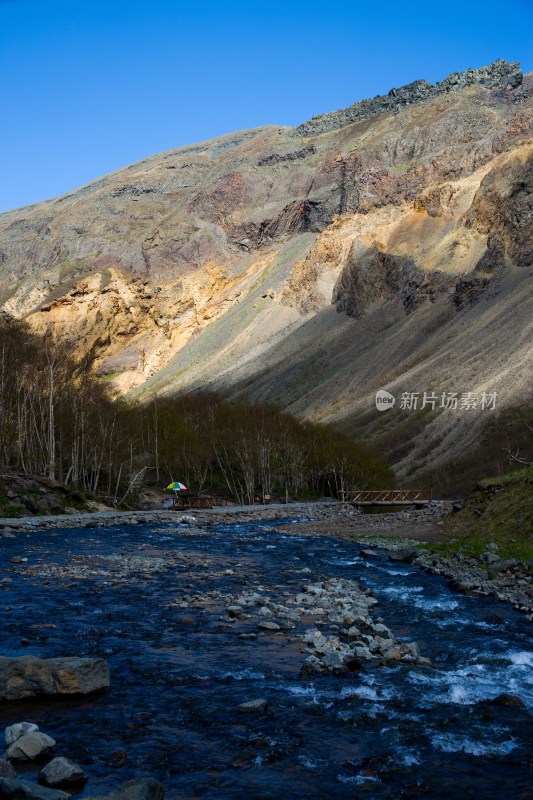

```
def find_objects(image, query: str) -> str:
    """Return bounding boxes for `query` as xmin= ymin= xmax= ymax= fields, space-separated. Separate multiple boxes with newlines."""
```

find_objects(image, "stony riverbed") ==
xmin=0 ymin=517 xmax=532 ymax=798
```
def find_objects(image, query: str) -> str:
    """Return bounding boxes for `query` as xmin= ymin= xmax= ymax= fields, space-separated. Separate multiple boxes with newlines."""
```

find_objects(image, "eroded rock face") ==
xmin=331 ymin=148 xmax=533 ymax=318
xmin=0 ymin=656 xmax=110 ymax=702
xmin=466 ymin=148 xmax=533 ymax=270
xmin=332 ymin=246 xmax=454 ymax=318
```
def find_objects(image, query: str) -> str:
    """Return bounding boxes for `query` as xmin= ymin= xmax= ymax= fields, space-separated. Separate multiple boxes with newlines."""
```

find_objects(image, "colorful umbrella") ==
xmin=166 ymin=481 xmax=188 ymax=492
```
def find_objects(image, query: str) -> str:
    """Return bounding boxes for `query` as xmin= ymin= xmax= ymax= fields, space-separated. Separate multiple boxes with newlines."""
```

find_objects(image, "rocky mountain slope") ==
xmin=1 ymin=60 xmax=532 ymax=480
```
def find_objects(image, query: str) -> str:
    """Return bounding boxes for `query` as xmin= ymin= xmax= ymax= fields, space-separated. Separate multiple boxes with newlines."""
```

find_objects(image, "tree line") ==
xmin=0 ymin=316 xmax=393 ymax=505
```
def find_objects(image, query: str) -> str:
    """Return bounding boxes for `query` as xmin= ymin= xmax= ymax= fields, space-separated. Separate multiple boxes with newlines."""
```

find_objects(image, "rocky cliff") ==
xmin=293 ymin=59 xmax=523 ymax=137
xmin=1 ymin=60 xmax=532 ymax=480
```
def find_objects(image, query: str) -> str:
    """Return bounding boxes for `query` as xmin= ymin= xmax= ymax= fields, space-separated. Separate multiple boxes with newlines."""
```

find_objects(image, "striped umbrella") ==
xmin=166 ymin=481 xmax=188 ymax=492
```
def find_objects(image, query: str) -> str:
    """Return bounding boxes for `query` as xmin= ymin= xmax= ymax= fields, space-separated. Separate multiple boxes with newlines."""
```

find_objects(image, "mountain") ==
xmin=1 ymin=59 xmax=532 ymax=481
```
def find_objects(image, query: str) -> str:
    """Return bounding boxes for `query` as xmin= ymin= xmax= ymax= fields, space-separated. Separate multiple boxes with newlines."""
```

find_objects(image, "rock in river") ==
xmin=5 ymin=731 xmax=56 ymax=761
xmin=5 ymin=722 xmax=39 ymax=746
xmin=0 ymin=656 xmax=109 ymax=701
xmin=488 ymin=693 xmax=526 ymax=709
xmin=85 ymin=778 xmax=166 ymax=799
xmin=238 ymin=698 xmax=268 ymax=712
xmin=257 ymin=621 xmax=280 ymax=631
xmin=39 ymin=757 xmax=87 ymax=787
xmin=0 ymin=758 xmax=16 ymax=777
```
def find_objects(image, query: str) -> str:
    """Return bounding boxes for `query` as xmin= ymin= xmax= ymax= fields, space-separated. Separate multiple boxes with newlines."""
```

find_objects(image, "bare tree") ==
xmin=503 ymin=423 xmax=533 ymax=466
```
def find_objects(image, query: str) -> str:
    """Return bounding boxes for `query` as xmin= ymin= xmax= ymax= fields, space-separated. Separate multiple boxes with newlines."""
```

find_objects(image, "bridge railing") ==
xmin=341 ymin=489 xmax=432 ymax=504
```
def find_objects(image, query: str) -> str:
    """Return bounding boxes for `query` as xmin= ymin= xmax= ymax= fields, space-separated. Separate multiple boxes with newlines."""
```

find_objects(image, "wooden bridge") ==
xmin=172 ymin=496 xmax=230 ymax=510
xmin=341 ymin=489 xmax=432 ymax=507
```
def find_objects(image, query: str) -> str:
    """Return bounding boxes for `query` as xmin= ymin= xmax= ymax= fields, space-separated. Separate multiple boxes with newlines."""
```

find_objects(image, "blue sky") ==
xmin=1 ymin=0 xmax=532 ymax=212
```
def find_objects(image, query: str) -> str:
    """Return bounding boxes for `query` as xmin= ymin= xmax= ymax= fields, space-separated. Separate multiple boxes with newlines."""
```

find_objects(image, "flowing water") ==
xmin=0 ymin=519 xmax=531 ymax=799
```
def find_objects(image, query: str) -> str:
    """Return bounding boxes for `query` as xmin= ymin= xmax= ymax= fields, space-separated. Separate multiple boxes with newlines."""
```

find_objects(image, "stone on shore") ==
xmin=0 ymin=657 xmax=109 ymax=701
xmin=388 ymin=548 xmax=418 ymax=562
xmin=5 ymin=731 xmax=56 ymax=761
xmin=488 ymin=559 xmax=519 ymax=578
xmin=448 ymin=578 xmax=479 ymax=596
xmin=85 ymin=778 xmax=165 ymax=800
xmin=39 ymin=758 xmax=87 ymax=787
xmin=0 ymin=777 xmax=71 ymax=799
xmin=300 ymin=655 xmax=323 ymax=676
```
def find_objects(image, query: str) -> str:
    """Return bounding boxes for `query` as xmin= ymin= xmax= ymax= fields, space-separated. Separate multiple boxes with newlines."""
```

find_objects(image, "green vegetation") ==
xmin=134 ymin=393 xmax=393 ymax=503
xmin=0 ymin=473 xmax=93 ymax=518
xmin=101 ymin=370 xmax=124 ymax=382
xmin=433 ymin=466 xmax=533 ymax=560
xmin=390 ymin=162 xmax=414 ymax=175
xmin=0 ymin=315 xmax=393 ymax=508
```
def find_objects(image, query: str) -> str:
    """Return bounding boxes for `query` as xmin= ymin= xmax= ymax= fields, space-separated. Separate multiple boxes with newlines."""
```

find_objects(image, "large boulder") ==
xmin=5 ymin=731 xmax=56 ymax=761
xmin=0 ymin=777 xmax=71 ymax=799
xmin=39 ymin=757 xmax=86 ymax=787
xmin=488 ymin=559 xmax=519 ymax=578
xmin=0 ymin=657 xmax=109 ymax=701
xmin=5 ymin=722 xmax=39 ymax=746
xmin=85 ymin=778 xmax=165 ymax=800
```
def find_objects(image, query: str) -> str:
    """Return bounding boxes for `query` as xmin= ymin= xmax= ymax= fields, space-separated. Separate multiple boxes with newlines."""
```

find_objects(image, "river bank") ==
xmin=0 ymin=498 xmax=447 ymax=534
xmin=274 ymin=511 xmax=533 ymax=621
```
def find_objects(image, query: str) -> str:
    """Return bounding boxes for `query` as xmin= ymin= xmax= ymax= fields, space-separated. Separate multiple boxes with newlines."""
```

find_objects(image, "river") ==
xmin=0 ymin=518 xmax=531 ymax=799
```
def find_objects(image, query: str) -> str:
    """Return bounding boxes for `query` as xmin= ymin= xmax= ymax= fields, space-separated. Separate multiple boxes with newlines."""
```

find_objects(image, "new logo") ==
xmin=375 ymin=389 xmax=396 ymax=411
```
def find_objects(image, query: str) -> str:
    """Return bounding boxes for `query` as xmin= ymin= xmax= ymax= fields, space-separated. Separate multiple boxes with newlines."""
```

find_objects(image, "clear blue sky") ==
xmin=1 ymin=0 xmax=532 ymax=212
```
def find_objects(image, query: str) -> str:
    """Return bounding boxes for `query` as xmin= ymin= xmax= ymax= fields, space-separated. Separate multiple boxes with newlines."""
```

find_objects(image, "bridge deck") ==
xmin=342 ymin=490 xmax=432 ymax=506
xmin=351 ymin=500 xmax=430 ymax=506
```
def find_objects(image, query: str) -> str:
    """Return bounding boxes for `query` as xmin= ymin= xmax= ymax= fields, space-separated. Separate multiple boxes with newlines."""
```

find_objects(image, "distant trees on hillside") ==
xmin=0 ymin=316 xmax=393 ymax=504
xmin=0 ymin=315 xmax=121 ymax=495
xmin=133 ymin=394 xmax=393 ymax=503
